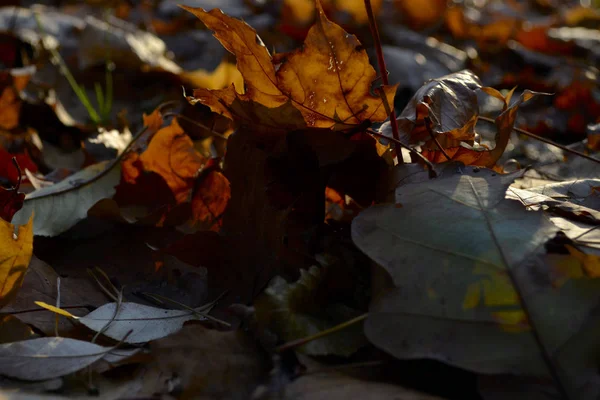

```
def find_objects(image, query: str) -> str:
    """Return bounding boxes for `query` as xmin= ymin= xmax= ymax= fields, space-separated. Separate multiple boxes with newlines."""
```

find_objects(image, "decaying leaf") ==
xmin=0 ymin=215 xmax=33 ymax=308
xmin=184 ymin=1 xmax=396 ymax=138
xmin=37 ymin=301 xmax=206 ymax=344
xmin=254 ymin=266 xmax=366 ymax=356
xmin=353 ymin=163 xmax=600 ymax=397
xmin=352 ymin=165 xmax=553 ymax=372
xmin=11 ymin=161 xmax=121 ymax=236
xmin=380 ymin=71 xmax=542 ymax=168
xmin=0 ymin=337 xmax=138 ymax=381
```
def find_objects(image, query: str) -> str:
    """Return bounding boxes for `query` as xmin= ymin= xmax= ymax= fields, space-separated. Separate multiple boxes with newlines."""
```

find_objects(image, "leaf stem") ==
xmin=276 ymin=313 xmax=368 ymax=353
xmin=425 ymin=116 xmax=451 ymax=161
xmin=364 ymin=0 xmax=401 ymax=162
xmin=478 ymin=116 xmax=600 ymax=164
xmin=367 ymin=129 xmax=438 ymax=177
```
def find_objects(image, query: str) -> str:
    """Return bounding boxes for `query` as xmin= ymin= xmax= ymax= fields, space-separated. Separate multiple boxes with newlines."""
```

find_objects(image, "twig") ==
xmin=478 ymin=116 xmax=600 ymax=164
xmin=424 ymin=116 xmax=451 ymax=161
xmin=364 ymin=0 xmax=402 ymax=163
xmin=276 ymin=313 xmax=368 ymax=353
xmin=54 ymin=277 xmax=60 ymax=337
xmin=367 ymin=128 xmax=437 ymax=177
xmin=142 ymin=292 xmax=231 ymax=327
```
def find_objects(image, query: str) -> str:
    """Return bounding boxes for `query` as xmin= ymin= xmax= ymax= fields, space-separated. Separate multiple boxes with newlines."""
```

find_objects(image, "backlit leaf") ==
xmin=0 ymin=215 xmax=33 ymax=308
xmin=184 ymin=2 xmax=396 ymax=138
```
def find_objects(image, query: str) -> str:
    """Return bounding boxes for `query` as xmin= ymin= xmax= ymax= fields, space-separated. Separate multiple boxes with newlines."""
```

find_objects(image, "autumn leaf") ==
xmin=125 ymin=117 xmax=205 ymax=204
xmin=0 ymin=215 xmax=33 ymax=308
xmin=189 ymin=170 xmax=230 ymax=232
xmin=183 ymin=1 xmax=396 ymax=138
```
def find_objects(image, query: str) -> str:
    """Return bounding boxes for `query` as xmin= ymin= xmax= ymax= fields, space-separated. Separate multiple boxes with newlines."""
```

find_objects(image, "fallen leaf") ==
xmin=184 ymin=1 xmax=396 ymax=138
xmin=37 ymin=301 xmax=206 ymax=344
xmin=132 ymin=118 xmax=205 ymax=204
xmin=352 ymin=164 xmax=558 ymax=374
xmin=254 ymin=266 xmax=366 ymax=356
xmin=0 ymin=215 xmax=33 ymax=307
xmin=0 ymin=337 xmax=138 ymax=381
xmin=1 ymin=256 xmax=106 ymax=336
xmin=386 ymin=70 xmax=483 ymax=147
xmin=10 ymin=159 xmax=121 ymax=236
xmin=189 ymin=170 xmax=231 ymax=232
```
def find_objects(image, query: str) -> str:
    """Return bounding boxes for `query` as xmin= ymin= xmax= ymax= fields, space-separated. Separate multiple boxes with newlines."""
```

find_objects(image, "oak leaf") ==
xmin=183 ymin=1 xmax=396 ymax=138
xmin=0 ymin=215 xmax=33 ymax=308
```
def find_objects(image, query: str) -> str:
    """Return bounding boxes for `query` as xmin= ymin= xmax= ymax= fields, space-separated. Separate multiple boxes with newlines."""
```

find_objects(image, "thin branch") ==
xmin=364 ymin=0 xmax=401 ymax=163
xmin=478 ymin=116 xmax=600 ymax=165
xmin=367 ymin=128 xmax=438 ymax=178
xmin=424 ymin=116 xmax=451 ymax=161
xmin=276 ymin=313 xmax=368 ymax=353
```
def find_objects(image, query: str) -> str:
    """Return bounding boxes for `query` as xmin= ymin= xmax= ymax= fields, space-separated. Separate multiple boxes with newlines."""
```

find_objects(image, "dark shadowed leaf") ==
xmin=353 ymin=163 xmax=600 ymax=397
xmin=254 ymin=266 xmax=366 ymax=356
xmin=0 ymin=337 xmax=138 ymax=381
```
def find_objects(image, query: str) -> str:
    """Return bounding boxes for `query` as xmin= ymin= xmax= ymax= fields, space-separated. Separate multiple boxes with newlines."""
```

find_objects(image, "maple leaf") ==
xmin=183 ymin=1 xmax=396 ymax=138
xmin=0 ymin=215 xmax=33 ymax=308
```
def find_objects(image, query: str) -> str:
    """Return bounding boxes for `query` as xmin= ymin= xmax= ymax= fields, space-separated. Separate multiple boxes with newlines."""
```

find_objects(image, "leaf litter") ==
xmin=0 ymin=0 xmax=599 ymax=399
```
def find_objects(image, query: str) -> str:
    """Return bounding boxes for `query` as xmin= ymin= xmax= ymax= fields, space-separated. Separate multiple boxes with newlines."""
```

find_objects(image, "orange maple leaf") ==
xmin=182 ymin=1 xmax=396 ymax=139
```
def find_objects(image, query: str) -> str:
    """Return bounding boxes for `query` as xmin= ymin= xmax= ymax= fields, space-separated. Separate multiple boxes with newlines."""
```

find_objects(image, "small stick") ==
xmin=424 ymin=116 xmax=451 ymax=161
xmin=364 ymin=0 xmax=402 ymax=162
xmin=276 ymin=313 xmax=368 ymax=353
xmin=478 ymin=116 xmax=600 ymax=164
xmin=367 ymin=129 xmax=438 ymax=177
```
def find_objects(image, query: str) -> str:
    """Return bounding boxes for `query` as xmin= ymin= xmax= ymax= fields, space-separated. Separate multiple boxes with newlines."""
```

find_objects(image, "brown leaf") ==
xmin=393 ymin=70 xmax=482 ymax=146
xmin=189 ymin=170 xmax=231 ymax=232
xmin=127 ymin=117 xmax=205 ymax=204
xmin=183 ymin=1 xmax=396 ymax=138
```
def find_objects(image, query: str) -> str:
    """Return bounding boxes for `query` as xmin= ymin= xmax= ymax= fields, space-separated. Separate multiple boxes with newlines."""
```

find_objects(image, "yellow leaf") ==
xmin=34 ymin=301 xmax=77 ymax=318
xmin=0 ymin=215 xmax=33 ymax=307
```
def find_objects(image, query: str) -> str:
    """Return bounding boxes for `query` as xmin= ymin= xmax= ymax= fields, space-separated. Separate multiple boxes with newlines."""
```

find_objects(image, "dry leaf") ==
xmin=0 ymin=215 xmax=33 ymax=308
xmin=184 ymin=1 xmax=396 ymax=138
